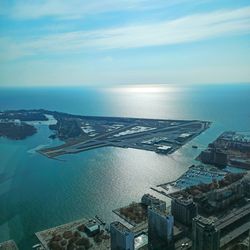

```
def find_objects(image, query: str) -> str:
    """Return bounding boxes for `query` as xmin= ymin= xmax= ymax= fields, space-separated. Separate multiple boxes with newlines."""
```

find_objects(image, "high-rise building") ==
xmin=141 ymin=194 xmax=166 ymax=212
xmin=171 ymin=198 xmax=197 ymax=226
xmin=148 ymin=207 xmax=174 ymax=250
xmin=199 ymin=148 xmax=227 ymax=166
xmin=192 ymin=216 xmax=220 ymax=250
xmin=110 ymin=221 xmax=134 ymax=250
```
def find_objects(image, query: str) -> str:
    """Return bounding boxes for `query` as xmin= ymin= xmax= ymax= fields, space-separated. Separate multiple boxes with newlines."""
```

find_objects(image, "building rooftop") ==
xmin=142 ymin=193 xmax=165 ymax=203
xmin=148 ymin=206 xmax=171 ymax=218
xmin=193 ymin=216 xmax=216 ymax=227
xmin=85 ymin=222 xmax=99 ymax=232
xmin=157 ymin=145 xmax=172 ymax=150
xmin=134 ymin=233 xmax=148 ymax=250
xmin=111 ymin=221 xmax=132 ymax=234
xmin=173 ymin=198 xmax=194 ymax=206
xmin=179 ymin=133 xmax=191 ymax=138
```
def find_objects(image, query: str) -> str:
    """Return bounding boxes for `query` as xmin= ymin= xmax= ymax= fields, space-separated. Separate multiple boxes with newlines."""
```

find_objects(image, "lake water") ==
xmin=0 ymin=84 xmax=249 ymax=248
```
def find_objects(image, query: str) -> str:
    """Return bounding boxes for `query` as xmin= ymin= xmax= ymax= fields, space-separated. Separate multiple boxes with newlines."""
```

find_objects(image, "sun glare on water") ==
xmin=110 ymin=85 xmax=176 ymax=94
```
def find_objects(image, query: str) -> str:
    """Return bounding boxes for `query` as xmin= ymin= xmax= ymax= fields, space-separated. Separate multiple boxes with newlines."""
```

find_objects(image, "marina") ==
xmin=158 ymin=165 xmax=246 ymax=192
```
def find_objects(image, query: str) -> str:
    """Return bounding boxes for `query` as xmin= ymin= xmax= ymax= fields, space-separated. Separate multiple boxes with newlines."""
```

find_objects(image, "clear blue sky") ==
xmin=0 ymin=0 xmax=250 ymax=87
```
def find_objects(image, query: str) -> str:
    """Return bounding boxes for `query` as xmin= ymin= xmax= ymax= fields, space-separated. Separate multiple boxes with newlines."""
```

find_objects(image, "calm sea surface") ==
xmin=0 ymin=84 xmax=249 ymax=248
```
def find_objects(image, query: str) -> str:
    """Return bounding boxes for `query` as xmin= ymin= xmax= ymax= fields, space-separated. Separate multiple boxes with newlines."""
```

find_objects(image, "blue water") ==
xmin=0 ymin=84 xmax=249 ymax=248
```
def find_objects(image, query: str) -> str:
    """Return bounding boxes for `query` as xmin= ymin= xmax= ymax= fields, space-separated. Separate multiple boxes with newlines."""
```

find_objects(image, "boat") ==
xmin=192 ymin=145 xmax=198 ymax=149
xmin=95 ymin=215 xmax=106 ymax=225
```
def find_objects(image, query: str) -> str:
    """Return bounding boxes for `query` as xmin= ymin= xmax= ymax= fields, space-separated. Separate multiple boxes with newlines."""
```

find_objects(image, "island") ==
xmin=0 ymin=121 xmax=37 ymax=140
xmin=0 ymin=109 xmax=211 ymax=158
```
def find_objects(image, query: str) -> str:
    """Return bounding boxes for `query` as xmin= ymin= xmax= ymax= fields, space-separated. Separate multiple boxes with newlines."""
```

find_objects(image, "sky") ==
xmin=0 ymin=0 xmax=250 ymax=87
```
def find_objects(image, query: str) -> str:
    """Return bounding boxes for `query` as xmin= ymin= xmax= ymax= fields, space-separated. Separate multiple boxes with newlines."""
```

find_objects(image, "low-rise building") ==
xmin=84 ymin=222 xmax=100 ymax=237
xmin=177 ymin=133 xmax=192 ymax=142
xmin=155 ymin=145 xmax=172 ymax=154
